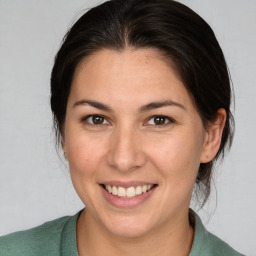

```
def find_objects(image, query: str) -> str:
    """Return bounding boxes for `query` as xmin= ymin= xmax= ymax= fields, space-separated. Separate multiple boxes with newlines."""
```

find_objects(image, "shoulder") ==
xmin=0 ymin=215 xmax=75 ymax=256
xmin=190 ymin=210 xmax=245 ymax=256
xmin=205 ymin=231 xmax=245 ymax=256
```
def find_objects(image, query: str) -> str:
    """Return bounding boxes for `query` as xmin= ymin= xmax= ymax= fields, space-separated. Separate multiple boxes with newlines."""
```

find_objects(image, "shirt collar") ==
xmin=189 ymin=209 xmax=209 ymax=256
xmin=60 ymin=209 xmax=208 ymax=256
xmin=61 ymin=211 xmax=80 ymax=256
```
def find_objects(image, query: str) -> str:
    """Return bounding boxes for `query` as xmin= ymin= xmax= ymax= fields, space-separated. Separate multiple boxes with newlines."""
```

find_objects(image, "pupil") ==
xmin=93 ymin=116 xmax=103 ymax=124
xmin=154 ymin=116 xmax=165 ymax=125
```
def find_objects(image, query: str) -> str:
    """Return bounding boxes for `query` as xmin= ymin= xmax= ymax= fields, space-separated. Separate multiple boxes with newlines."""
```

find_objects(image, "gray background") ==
xmin=0 ymin=1 xmax=255 ymax=255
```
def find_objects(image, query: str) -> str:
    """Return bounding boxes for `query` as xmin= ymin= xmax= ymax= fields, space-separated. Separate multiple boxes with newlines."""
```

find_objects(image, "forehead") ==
xmin=69 ymin=48 xmax=193 ymax=110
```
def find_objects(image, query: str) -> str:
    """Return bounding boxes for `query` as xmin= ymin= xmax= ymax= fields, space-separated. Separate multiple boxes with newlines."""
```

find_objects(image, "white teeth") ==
xmin=117 ymin=187 xmax=126 ymax=197
xmin=112 ymin=186 xmax=118 ymax=196
xmin=126 ymin=187 xmax=136 ymax=198
xmin=107 ymin=185 xmax=112 ymax=193
xmin=142 ymin=185 xmax=148 ymax=193
xmin=147 ymin=184 xmax=153 ymax=190
xmin=135 ymin=186 xmax=142 ymax=195
xmin=104 ymin=184 xmax=154 ymax=198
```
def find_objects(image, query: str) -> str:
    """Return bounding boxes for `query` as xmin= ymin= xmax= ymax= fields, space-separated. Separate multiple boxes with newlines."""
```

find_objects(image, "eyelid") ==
xmin=80 ymin=114 xmax=175 ymax=127
xmin=81 ymin=114 xmax=110 ymax=125
xmin=145 ymin=115 xmax=175 ymax=126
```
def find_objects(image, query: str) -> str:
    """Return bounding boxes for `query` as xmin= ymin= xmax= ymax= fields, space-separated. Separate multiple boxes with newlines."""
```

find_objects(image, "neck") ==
xmin=77 ymin=209 xmax=194 ymax=256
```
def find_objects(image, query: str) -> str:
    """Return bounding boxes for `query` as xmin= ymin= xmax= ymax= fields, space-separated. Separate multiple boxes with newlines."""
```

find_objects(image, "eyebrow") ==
xmin=138 ymin=100 xmax=185 ymax=113
xmin=73 ymin=99 xmax=185 ymax=112
xmin=73 ymin=99 xmax=113 ymax=112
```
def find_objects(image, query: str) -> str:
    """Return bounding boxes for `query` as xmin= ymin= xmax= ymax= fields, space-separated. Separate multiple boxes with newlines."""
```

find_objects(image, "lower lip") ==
xmin=100 ymin=185 xmax=157 ymax=208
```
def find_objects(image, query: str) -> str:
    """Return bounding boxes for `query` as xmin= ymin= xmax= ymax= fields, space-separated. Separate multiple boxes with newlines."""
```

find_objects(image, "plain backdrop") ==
xmin=0 ymin=1 xmax=255 ymax=255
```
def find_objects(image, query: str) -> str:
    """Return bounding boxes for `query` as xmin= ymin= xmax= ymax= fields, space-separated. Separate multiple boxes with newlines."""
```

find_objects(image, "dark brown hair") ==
xmin=50 ymin=0 xmax=234 ymax=206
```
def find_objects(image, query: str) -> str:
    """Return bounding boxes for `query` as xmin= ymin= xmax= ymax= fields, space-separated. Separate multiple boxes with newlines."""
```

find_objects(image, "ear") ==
xmin=200 ymin=108 xmax=227 ymax=163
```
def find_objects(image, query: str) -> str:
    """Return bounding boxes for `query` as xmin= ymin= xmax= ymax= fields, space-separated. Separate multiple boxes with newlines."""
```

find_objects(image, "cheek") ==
xmin=66 ymin=135 xmax=108 ymax=205
xmin=147 ymin=132 xmax=203 ymax=181
xmin=66 ymin=134 xmax=106 ymax=177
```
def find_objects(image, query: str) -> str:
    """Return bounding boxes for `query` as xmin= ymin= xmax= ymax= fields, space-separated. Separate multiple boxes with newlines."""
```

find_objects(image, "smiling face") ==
xmin=63 ymin=48 xmax=214 ymax=238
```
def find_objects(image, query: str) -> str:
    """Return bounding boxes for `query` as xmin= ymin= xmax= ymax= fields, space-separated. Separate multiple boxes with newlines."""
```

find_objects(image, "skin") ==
xmin=62 ymin=48 xmax=226 ymax=256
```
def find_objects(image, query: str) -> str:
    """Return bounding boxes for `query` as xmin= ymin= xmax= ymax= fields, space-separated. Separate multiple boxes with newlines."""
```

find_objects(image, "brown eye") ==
xmin=92 ymin=116 xmax=104 ymax=124
xmin=146 ymin=115 xmax=173 ymax=127
xmin=154 ymin=116 xmax=166 ymax=125
xmin=85 ymin=115 xmax=108 ymax=125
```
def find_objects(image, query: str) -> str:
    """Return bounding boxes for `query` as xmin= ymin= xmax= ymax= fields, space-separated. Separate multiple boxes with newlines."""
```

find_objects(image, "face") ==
xmin=63 ymin=48 xmax=210 ymax=238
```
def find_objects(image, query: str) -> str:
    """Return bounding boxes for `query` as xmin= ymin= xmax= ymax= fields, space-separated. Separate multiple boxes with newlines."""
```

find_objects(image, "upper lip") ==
xmin=100 ymin=181 xmax=157 ymax=188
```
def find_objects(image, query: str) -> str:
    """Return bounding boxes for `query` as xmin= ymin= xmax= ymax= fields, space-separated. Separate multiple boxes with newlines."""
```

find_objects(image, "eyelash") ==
xmin=81 ymin=115 xmax=175 ymax=127
xmin=81 ymin=115 xmax=109 ymax=126
xmin=146 ymin=115 xmax=175 ymax=127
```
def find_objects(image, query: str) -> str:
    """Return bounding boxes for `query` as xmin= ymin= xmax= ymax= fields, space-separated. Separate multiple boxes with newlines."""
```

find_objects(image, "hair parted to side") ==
xmin=50 ymin=0 xmax=234 ymax=207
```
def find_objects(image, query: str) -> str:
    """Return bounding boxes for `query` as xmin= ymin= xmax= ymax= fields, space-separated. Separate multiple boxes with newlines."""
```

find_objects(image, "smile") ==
xmin=103 ymin=184 xmax=155 ymax=198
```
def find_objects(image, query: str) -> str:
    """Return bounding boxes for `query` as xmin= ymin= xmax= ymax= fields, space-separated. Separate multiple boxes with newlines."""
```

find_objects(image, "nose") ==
xmin=107 ymin=126 xmax=146 ymax=172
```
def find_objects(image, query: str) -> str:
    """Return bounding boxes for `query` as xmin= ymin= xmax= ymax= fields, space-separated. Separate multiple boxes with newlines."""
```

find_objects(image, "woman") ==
xmin=0 ymin=0 xmax=245 ymax=255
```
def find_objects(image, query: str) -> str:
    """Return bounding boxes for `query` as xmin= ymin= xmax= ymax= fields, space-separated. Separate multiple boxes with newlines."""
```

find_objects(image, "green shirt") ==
xmin=0 ymin=210 xmax=244 ymax=256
